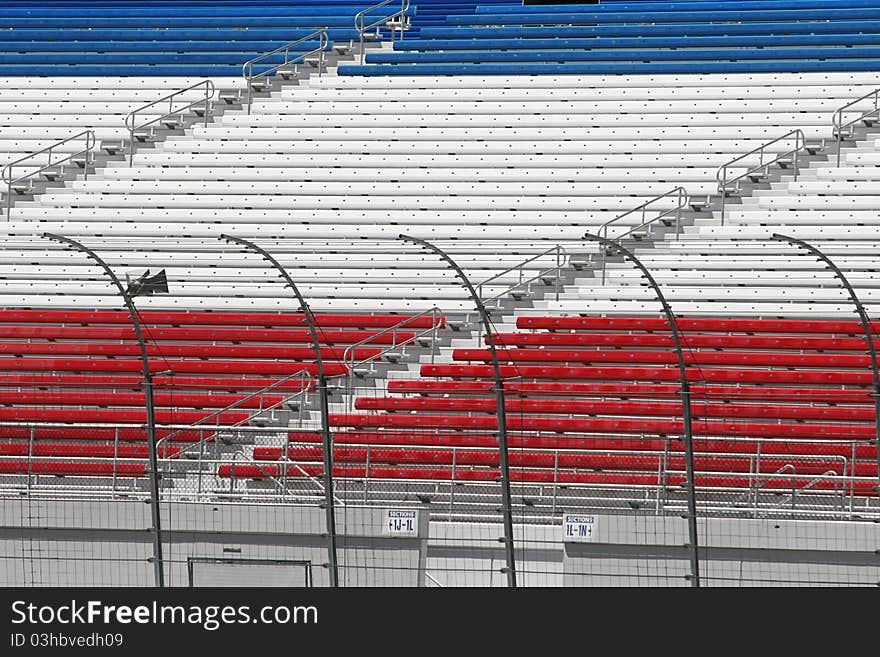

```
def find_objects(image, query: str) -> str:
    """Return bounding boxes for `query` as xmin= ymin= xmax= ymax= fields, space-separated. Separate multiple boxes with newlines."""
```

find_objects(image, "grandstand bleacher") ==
xmin=1 ymin=0 xmax=879 ymax=551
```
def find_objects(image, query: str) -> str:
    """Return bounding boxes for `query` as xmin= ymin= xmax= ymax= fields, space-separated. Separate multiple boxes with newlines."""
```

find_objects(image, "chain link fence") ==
xmin=1 ymin=254 xmax=879 ymax=587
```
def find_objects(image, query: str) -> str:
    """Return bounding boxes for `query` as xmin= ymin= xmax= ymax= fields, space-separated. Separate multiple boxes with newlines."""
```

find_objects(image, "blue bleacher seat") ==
xmin=0 ymin=0 xmax=495 ymax=75
xmin=365 ymin=46 xmax=880 ymax=65
xmin=338 ymin=0 xmax=880 ymax=76
xmin=414 ymin=19 xmax=880 ymax=40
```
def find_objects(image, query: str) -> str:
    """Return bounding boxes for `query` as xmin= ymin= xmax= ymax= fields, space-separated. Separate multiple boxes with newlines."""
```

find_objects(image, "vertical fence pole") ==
xmin=771 ymin=233 xmax=880 ymax=501
xmin=41 ymin=232 xmax=165 ymax=588
xmin=583 ymin=232 xmax=701 ymax=587
xmin=399 ymin=234 xmax=517 ymax=587
xmin=219 ymin=234 xmax=339 ymax=587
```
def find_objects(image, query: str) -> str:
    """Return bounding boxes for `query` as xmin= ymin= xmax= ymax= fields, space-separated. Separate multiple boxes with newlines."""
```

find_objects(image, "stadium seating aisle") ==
xmin=535 ymin=130 xmax=880 ymax=317
xmin=0 ymin=77 xmax=249 ymax=178
xmin=0 ymin=0 xmax=503 ymax=183
xmin=224 ymin=316 xmax=878 ymax=502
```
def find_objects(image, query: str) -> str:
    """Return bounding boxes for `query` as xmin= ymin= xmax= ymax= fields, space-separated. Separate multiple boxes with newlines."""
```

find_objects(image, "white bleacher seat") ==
xmin=0 ymin=77 xmax=245 ymax=170
xmin=306 ymin=72 xmax=880 ymax=89
xmin=5 ymin=70 xmax=880 ymax=314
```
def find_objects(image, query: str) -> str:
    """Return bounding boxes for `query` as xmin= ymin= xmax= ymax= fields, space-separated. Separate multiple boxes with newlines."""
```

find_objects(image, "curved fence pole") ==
xmin=219 ymin=234 xmax=339 ymax=588
xmin=583 ymin=232 xmax=701 ymax=588
xmin=398 ymin=234 xmax=517 ymax=588
xmin=771 ymin=233 xmax=880 ymax=498
xmin=41 ymin=232 xmax=165 ymax=588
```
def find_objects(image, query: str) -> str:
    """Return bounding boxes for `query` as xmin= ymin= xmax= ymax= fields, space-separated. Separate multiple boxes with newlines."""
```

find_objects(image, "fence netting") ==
xmin=1 ymin=304 xmax=879 ymax=587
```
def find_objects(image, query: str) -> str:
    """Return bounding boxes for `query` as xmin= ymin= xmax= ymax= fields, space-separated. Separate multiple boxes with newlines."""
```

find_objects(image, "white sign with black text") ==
xmin=562 ymin=514 xmax=596 ymax=542
xmin=382 ymin=509 xmax=419 ymax=536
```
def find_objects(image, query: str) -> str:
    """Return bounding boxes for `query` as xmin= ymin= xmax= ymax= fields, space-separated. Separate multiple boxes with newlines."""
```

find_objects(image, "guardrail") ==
xmin=477 ymin=245 xmax=568 ymax=306
xmin=342 ymin=307 xmax=445 ymax=409
xmin=343 ymin=306 xmax=444 ymax=377
xmin=832 ymin=86 xmax=880 ymax=166
xmin=716 ymin=129 xmax=807 ymax=226
xmin=355 ymin=0 xmax=411 ymax=64
xmin=211 ymin=445 xmax=860 ymax=516
xmin=595 ymin=186 xmax=689 ymax=284
xmin=242 ymin=29 xmax=329 ymax=114
xmin=443 ymin=246 xmax=569 ymax=344
xmin=156 ymin=369 xmax=313 ymax=450
xmin=224 ymin=447 xmax=343 ymax=504
xmin=0 ymin=434 xmax=867 ymax=518
xmin=124 ymin=80 xmax=214 ymax=165
xmin=2 ymin=130 xmax=96 ymax=219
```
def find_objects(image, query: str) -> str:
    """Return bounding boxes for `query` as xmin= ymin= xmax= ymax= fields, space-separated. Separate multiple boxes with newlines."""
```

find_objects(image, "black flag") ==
xmin=125 ymin=269 xmax=169 ymax=297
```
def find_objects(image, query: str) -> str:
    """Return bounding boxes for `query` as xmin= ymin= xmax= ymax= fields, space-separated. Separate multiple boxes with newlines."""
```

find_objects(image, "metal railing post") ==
xmin=772 ymin=233 xmax=880 ymax=501
xmin=242 ymin=30 xmax=329 ymax=115
xmin=583 ymin=232 xmax=701 ymax=588
xmin=364 ymin=446 xmax=371 ymax=504
xmin=125 ymin=81 xmax=215 ymax=166
xmin=112 ymin=426 xmax=120 ymax=493
xmin=26 ymin=426 xmax=34 ymax=491
xmin=399 ymin=234 xmax=518 ymax=588
xmin=716 ymin=130 xmax=808 ymax=226
xmin=555 ymin=245 xmax=562 ymax=301
xmin=449 ymin=447 xmax=457 ymax=517
xmin=41 ymin=232 xmax=165 ymax=589
xmin=2 ymin=130 xmax=96 ymax=220
xmin=220 ymin=234 xmax=339 ymax=588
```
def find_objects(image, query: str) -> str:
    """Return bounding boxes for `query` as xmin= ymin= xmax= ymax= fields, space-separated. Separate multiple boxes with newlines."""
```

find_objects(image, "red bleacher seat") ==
xmin=354 ymin=396 xmax=873 ymax=422
xmin=0 ymin=309 xmax=437 ymax=484
xmin=0 ymin=309 xmax=442 ymax=330
xmin=387 ymin=380 xmax=875 ymax=404
xmin=0 ymin=442 xmax=179 ymax=458
xmin=0 ymin=460 xmax=146 ymax=477
xmin=329 ymin=412 xmax=874 ymax=440
xmin=326 ymin=316 xmax=878 ymax=497
xmin=420 ymin=363 xmax=873 ymax=385
xmin=515 ymin=316 xmax=880 ymax=335
xmin=0 ymin=324 xmax=415 ymax=345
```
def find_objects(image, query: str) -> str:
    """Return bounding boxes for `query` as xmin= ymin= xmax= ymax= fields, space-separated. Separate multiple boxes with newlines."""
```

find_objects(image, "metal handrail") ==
xmin=2 ymin=130 xmax=96 ymax=219
xmin=355 ymin=0 xmax=411 ymax=64
xmin=223 ymin=448 xmax=344 ymax=506
xmin=780 ymin=468 xmax=846 ymax=509
xmin=477 ymin=245 xmax=569 ymax=305
xmin=425 ymin=572 xmax=445 ymax=587
xmin=434 ymin=246 xmax=569 ymax=349
xmin=342 ymin=306 xmax=444 ymax=376
xmin=156 ymin=369 xmax=313 ymax=448
xmin=595 ymin=187 xmax=689 ymax=284
xmin=342 ymin=307 xmax=445 ymax=411
xmin=832 ymin=86 xmax=880 ymax=166
xmin=4 ymin=453 xmax=872 ymax=518
xmin=124 ymin=80 xmax=214 ymax=165
xmin=242 ymin=29 xmax=329 ymax=114
xmin=716 ymin=129 xmax=806 ymax=226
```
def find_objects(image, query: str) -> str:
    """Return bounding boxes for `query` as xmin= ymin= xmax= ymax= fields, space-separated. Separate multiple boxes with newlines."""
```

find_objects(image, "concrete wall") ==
xmin=562 ymin=514 xmax=880 ymax=587
xmin=0 ymin=499 xmax=428 ymax=587
xmin=2 ymin=500 xmax=878 ymax=586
